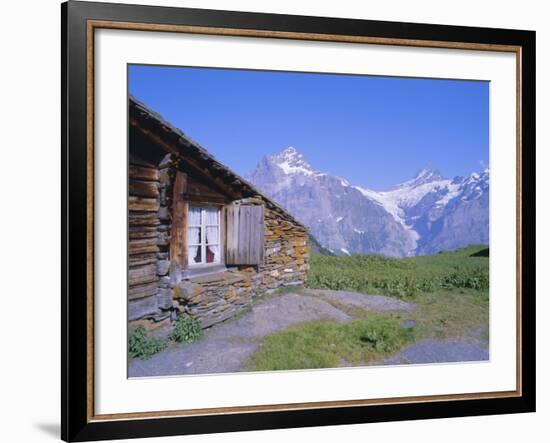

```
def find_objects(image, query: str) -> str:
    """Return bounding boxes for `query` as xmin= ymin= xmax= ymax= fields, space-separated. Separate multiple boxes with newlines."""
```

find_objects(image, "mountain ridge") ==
xmin=248 ymin=146 xmax=489 ymax=257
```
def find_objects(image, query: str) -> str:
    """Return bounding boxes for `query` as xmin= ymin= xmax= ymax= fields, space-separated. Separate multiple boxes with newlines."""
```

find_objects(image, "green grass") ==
xmin=247 ymin=245 xmax=489 ymax=371
xmin=308 ymin=244 xmax=489 ymax=298
xmin=247 ymin=289 xmax=489 ymax=371
xmin=247 ymin=314 xmax=414 ymax=371
xmin=411 ymin=289 xmax=489 ymax=345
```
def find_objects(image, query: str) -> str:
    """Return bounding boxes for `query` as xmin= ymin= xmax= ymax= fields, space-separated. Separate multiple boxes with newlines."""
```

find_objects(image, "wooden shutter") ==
xmin=169 ymin=171 xmax=188 ymax=274
xmin=226 ymin=204 xmax=265 ymax=265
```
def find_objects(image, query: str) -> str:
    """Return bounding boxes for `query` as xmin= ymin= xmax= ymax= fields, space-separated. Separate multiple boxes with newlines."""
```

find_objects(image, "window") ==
xmin=188 ymin=206 xmax=221 ymax=266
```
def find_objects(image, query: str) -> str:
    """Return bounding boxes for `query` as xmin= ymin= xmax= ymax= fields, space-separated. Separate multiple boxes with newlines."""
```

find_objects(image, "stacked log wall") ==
xmin=128 ymin=158 xmax=164 ymax=324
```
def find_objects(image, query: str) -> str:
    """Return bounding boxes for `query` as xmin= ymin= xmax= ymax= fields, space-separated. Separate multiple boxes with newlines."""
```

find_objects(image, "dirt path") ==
xmin=128 ymin=290 xmax=487 ymax=377
xmin=129 ymin=290 xmax=414 ymax=377
xmin=304 ymin=288 xmax=417 ymax=312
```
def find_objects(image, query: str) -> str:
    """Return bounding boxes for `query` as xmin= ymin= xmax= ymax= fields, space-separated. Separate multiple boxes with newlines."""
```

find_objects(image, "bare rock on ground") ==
xmin=304 ymin=289 xmax=416 ymax=312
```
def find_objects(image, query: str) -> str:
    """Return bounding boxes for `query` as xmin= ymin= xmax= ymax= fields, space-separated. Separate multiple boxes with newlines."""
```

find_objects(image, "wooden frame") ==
xmin=62 ymin=1 xmax=536 ymax=441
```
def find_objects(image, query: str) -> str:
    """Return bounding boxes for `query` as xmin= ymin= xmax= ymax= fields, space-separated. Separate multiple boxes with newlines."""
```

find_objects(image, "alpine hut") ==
xmin=128 ymin=97 xmax=310 ymax=329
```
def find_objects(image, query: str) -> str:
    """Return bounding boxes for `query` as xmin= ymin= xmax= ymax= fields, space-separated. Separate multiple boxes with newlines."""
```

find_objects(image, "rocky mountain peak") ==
xmin=388 ymin=166 xmax=445 ymax=191
xmin=415 ymin=166 xmax=443 ymax=181
xmin=277 ymin=145 xmax=298 ymax=157
xmin=248 ymin=151 xmax=489 ymax=257
xmin=269 ymin=146 xmax=316 ymax=176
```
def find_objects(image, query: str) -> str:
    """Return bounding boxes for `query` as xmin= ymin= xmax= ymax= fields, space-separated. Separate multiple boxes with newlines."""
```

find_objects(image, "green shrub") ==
xmin=441 ymin=269 xmax=489 ymax=291
xmin=128 ymin=326 xmax=167 ymax=360
xmin=360 ymin=318 xmax=413 ymax=352
xmin=170 ymin=316 xmax=203 ymax=344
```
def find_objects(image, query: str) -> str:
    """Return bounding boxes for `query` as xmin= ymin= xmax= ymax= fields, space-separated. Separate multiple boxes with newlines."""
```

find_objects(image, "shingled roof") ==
xmin=129 ymin=96 xmax=306 ymax=229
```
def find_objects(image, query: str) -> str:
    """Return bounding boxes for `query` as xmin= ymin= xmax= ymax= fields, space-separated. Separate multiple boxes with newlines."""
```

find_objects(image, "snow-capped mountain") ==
xmin=248 ymin=147 xmax=489 ymax=257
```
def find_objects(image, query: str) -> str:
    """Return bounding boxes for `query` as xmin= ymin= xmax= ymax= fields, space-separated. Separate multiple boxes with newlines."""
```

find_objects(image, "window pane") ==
xmin=189 ymin=206 xmax=201 ymax=225
xmin=206 ymin=244 xmax=219 ymax=263
xmin=205 ymin=226 xmax=218 ymax=244
xmin=188 ymin=227 xmax=201 ymax=244
xmin=189 ymin=245 xmax=202 ymax=264
xmin=203 ymin=207 xmax=219 ymax=226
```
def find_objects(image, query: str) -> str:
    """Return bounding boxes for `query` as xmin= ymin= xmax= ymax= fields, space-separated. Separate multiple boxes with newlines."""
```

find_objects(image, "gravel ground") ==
xmin=129 ymin=292 xmax=352 ymax=377
xmin=383 ymin=339 xmax=489 ymax=365
xmin=304 ymin=289 xmax=416 ymax=313
xmin=128 ymin=290 xmax=487 ymax=377
xmin=207 ymin=293 xmax=351 ymax=339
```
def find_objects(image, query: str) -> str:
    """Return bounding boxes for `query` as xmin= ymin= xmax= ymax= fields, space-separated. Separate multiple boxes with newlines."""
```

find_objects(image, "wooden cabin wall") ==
xmin=128 ymin=157 xmax=162 ymax=323
xmin=128 ymin=152 xmax=179 ymax=327
xmin=127 ymin=126 xmax=310 ymax=331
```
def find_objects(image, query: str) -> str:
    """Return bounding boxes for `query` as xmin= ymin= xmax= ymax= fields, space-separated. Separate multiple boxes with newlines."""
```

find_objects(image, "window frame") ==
xmin=187 ymin=205 xmax=222 ymax=268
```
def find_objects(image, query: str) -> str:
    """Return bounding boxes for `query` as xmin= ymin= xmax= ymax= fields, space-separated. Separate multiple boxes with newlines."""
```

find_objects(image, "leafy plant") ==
xmin=360 ymin=318 xmax=413 ymax=352
xmin=128 ymin=326 xmax=167 ymax=360
xmin=170 ymin=316 xmax=203 ymax=344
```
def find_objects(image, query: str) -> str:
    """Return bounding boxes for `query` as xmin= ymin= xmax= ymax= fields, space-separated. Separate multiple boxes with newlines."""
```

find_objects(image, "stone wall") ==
xmin=129 ymin=156 xmax=310 ymax=330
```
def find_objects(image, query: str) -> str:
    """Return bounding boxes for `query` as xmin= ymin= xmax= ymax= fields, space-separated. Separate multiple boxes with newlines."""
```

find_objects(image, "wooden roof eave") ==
xmin=129 ymin=97 xmax=308 ymax=230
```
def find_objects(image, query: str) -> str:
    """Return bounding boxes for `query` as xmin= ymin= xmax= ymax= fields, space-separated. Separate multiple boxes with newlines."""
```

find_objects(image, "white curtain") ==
xmin=188 ymin=207 xmax=202 ymax=263
xmin=205 ymin=226 xmax=218 ymax=244
xmin=187 ymin=207 xmax=219 ymax=264
xmin=189 ymin=207 xmax=201 ymax=226
xmin=203 ymin=207 xmax=218 ymax=225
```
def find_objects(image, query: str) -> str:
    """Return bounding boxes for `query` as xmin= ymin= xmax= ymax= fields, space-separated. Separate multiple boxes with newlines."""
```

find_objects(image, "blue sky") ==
xmin=129 ymin=65 xmax=489 ymax=191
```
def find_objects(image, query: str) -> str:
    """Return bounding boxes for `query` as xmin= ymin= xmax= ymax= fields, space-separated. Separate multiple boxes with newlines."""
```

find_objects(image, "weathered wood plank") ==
xmin=129 ymin=264 xmax=158 ymax=286
xmin=129 ymin=154 xmax=155 ymax=168
xmin=178 ymin=160 xmax=241 ymax=200
xmin=129 ymin=238 xmax=159 ymax=255
xmin=128 ymin=253 xmax=157 ymax=267
xmin=129 ymin=273 xmax=159 ymax=287
xmin=225 ymin=204 xmax=237 ymax=264
xmin=170 ymin=171 xmax=188 ymax=274
xmin=129 ymin=196 xmax=160 ymax=212
xmin=129 ymin=180 xmax=160 ymax=198
xmin=128 ymin=281 xmax=159 ymax=300
xmin=129 ymin=164 xmax=159 ymax=181
xmin=184 ymin=194 xmax=229 ymax=205
xmin=128 ymin=295 xmax=158 ymax=320
xmin=238 ymin=205 xmax=249 ymax=264
xmin=257 ymin=206 xmax=265 ymax=263
xmin=185 ymin=176 xmax=229 ymax=202
xmin=225 ymin=204 xmax=264 ymax=265
xmin=129 ymin=226 xmax=158 ymax=239
xmin=129 ymin=212 xmax=160 ymax=227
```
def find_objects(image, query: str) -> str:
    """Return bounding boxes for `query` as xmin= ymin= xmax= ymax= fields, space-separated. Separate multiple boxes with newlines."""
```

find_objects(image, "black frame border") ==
xmin=62 ymin=1 xmax=536 ymax=441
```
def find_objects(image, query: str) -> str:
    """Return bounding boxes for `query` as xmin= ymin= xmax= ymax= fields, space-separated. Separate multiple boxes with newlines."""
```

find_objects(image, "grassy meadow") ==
xmin=308 ymin=244 xmax=489 ymax=298
xmin=247 ymin=245 xmax=489 ymax=371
